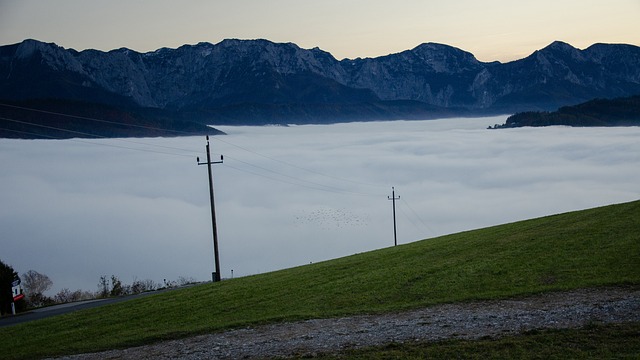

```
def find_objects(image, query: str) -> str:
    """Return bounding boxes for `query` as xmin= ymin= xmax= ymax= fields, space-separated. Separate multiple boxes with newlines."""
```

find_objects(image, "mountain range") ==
xmin=1 ymin=38 xmax=640 ymax=135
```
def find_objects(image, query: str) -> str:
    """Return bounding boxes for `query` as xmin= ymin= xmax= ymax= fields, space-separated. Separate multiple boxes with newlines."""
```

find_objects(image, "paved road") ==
xmin=0 ymin=291 xmax=163 ymax=327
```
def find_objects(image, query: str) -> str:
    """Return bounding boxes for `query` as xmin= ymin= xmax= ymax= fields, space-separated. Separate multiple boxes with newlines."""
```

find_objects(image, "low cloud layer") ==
xmin=1 ymin=117 xmax=639 ymax=294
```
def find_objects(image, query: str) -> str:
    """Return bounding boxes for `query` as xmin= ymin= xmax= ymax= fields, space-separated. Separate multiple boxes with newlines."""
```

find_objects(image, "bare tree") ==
xmin=22 ymin=270 xmax=53 ymax=307
xmin=177 ymin=276 xmax=196 ymax=286
xmin=73 ymin=289 xmax=95 ymax=301
xmin=55 ymin=288 xmax=95 ymax=304
xmin=97 ymin=275 xmax=109 ymax=298
xmin=54 ymin=288 xmax=73 ymax=303
xmin=131 ymin=278 xmax=158 ymax=294
xmin=110 ymin=275 xmax=124 ymax=297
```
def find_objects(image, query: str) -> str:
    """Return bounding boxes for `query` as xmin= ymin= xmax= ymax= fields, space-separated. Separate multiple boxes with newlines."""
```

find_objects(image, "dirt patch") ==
xmin=54 ymin=286 xmax=640 ymax=359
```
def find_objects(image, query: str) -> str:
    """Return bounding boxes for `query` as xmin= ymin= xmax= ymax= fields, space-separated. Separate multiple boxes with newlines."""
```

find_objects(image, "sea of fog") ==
xmin=1 ymin=116 xmax=639 ymax=295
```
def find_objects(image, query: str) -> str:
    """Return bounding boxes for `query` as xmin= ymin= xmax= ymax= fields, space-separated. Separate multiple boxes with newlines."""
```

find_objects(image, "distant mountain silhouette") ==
xmin=1 ymin=39 xmax=640 ymax=137
xmin=490 ymin=95 xmax=640 ymax=128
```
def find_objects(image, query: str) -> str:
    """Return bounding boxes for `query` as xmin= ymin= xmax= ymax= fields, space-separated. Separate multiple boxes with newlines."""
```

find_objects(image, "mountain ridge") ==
xmin=1 ymin=38 xmax=639 ymax=130
xmin=491 ymin=95 xmax=640 ymax=128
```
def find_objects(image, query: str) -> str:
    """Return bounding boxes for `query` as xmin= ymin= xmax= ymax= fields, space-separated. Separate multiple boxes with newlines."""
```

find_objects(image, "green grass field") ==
xmin=1 ymin=200 xmax=638 ymax=359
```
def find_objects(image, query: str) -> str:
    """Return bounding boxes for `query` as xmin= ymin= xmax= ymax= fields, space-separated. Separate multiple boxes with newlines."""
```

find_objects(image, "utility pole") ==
xmin=197 ymin=136 xmax=224 ymax=282
xmin=388 ymin=187 xmax=400 ymax=246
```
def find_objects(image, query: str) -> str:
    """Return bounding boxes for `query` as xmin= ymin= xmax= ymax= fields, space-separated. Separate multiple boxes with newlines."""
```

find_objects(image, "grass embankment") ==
xmin=1 ymin=200 xmax=638 ymax=359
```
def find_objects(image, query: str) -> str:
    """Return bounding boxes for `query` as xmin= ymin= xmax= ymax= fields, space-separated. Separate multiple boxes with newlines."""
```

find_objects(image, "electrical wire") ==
xmin=397 ymin=202 xmax=421 ymax=234
xmin=2 ymin=114 xmax=380 ymax=194
xmin=0 ymin=126 xmax=61 ymax=139
xmin=1 ymin=103 xmax=383 ymax=187
xmin=401 ymin=197 xmax=435 ymax=235
xmin=2 ymin=117 xmax=381 ymax=196
xmin=0 ymin=110 xmax=204 ymax=154
xmin=0 ymin=102 xmax=195 ymax=136
xmin=212 ymin=135 xmax=387 ymax=190
xmin=222 ymin=154 xmax=375 ymax=196
xmin=0 ymin=117 xmax=197 ymax=158
xmin=223 ymin=163 xmax=370 ymax=195
xmin=1 ymin=103 xmax=389 ymax=195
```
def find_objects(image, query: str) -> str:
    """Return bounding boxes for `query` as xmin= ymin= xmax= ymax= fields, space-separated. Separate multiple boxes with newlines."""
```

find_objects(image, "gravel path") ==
xmin=56 ymin=287 xmax=639 ymax=359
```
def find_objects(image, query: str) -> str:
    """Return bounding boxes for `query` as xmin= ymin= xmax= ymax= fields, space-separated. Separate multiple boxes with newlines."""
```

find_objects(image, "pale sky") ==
xmin=0 ymin=0 xmax=639 ymax=62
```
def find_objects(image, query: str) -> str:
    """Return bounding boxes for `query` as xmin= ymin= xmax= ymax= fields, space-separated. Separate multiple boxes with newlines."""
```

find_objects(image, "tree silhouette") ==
xmin=0 ymin=259 xmax=18 ymax=315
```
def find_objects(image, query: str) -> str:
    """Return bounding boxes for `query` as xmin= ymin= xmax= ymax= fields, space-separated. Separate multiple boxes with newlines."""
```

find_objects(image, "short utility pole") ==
xmin=197 ymin=136 xmax=224 ymax=282
xmin=388 ymin=187 xmax=400 ymax=246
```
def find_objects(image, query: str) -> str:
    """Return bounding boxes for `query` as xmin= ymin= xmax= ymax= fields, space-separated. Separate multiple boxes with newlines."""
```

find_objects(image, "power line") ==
xmin=1 ymin=104 xmax=390 ymax=195
xmin=2 ymin=119 xmax=378 ymax=196
xmin=397 ymin=203 xmax=422 ymax=235
xmin=213 ymin=135 xmax=386 ymax=190
xmin=223 ymin=154 xmax=377 ymax=196
xmin=0 ymin=116 xmax=202 ymax=157
xmin=1 ymin=116 xmax=106 ymax=138
xmin=1 ymin=102 xmax=388 ymax=191
xmin=0 ymin=102 xmax=196 ymax=136
xmin=400 ymin=197 xmax=435 ymax=236
xmin=2 ymin=115 xmax=381 ymax=195
xmin=223 ymin=162 xmax=377 ymax=196
xmin=0 ymin=126 xmax=61 ymax=139
xmin=1 ymin=113 xmax=204 ymax=156
xmin=2 ymin=102 xmax=384 ymax=189
xmin=0 ymin=102 xmax=210 ymax=155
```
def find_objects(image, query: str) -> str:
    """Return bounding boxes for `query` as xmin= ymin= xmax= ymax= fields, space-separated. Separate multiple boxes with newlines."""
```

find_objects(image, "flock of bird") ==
xmin=294 ymin=207 xmax=370 ymax=230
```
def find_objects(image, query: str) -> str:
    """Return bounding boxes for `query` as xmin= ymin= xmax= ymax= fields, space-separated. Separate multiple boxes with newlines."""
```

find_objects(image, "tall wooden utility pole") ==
xmin=388 ymin=187 xmax=400 ymax=246
xmin=198 ymin=136 xmax=224 ymax=282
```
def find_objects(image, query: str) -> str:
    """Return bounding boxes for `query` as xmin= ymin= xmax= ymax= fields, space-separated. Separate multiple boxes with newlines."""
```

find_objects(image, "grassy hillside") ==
xmin=1 ymin=200 xmax=638 ymax=359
